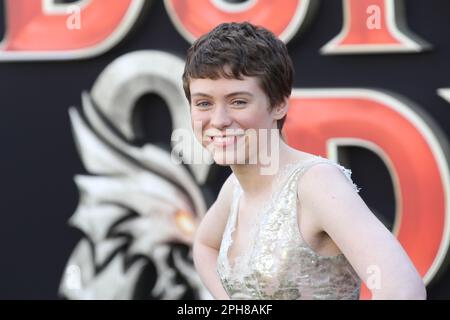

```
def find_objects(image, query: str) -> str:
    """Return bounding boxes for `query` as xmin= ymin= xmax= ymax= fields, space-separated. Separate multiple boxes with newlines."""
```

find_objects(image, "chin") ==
xmin=211 ymin=149 xmax=247 ymax=166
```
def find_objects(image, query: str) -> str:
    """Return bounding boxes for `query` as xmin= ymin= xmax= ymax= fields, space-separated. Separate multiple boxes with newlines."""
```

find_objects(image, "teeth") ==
xmin=214 ymin=136 xmax=234 ymax=143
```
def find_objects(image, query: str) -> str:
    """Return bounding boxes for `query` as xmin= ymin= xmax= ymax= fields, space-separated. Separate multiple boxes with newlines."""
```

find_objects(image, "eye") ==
xmin=231 ymin=100 xmax=247 ymax=106
xmin=195 ymin=101 xmax=211 ymax=108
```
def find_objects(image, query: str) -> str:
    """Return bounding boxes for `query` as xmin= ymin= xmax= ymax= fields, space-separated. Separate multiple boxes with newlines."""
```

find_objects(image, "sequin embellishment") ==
xmin=216 ymin=156 xmax=362 ymax=299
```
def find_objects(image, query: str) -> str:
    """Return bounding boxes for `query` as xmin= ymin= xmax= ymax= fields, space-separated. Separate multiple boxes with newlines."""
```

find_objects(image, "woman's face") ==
xmin=189 ymin=75 xmax=283 ymax=166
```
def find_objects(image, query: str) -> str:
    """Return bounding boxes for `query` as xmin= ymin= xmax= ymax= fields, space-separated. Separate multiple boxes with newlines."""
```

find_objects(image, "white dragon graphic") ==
xmin=59 ymin=51 xmax=216 ymax=300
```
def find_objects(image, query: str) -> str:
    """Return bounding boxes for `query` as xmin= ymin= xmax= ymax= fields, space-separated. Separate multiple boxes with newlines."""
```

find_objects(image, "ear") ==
xmin=271 ymin=96 xmax=290 ymax=120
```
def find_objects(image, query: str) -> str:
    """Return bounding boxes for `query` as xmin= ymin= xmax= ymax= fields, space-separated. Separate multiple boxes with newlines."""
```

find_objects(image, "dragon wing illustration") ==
xmin=59 ymin=51 xmax=215 ymax=299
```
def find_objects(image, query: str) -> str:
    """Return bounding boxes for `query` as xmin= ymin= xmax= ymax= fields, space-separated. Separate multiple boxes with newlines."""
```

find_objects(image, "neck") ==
xmin=230 ymin=139 xmax=303 ymax=198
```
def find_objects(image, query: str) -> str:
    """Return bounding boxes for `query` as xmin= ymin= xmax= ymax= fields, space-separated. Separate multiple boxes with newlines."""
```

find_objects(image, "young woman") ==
xmin=183 ymin=22 xmax=426 ymax=300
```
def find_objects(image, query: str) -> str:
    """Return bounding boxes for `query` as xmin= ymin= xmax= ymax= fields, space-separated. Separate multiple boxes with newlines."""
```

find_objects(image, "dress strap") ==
xmin=288 ymin=156 xmax=361 ymax=193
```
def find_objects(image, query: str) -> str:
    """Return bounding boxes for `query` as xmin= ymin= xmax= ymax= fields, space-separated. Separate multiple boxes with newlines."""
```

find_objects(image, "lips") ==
xmin=208 ymin=135 xmax=242 ymax=147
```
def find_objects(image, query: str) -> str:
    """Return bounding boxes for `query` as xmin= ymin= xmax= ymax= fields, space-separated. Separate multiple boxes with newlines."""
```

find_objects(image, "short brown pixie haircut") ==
xmin=182 ymin=21 xmax=294 ymax=131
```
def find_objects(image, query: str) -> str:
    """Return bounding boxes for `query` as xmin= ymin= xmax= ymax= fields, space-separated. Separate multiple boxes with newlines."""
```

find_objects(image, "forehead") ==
xmin=189 ymin=76 xmax=263 ymax=97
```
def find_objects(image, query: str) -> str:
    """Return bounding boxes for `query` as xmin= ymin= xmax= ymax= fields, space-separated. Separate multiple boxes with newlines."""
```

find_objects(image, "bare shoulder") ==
xmin=207 ymin=172 xmax=237 ymax=221
xmin=298 ymin=161 xmax=355 ymax=194
xmin=296 ymin=161 xmax=362 ymax=228
xmin=217 ymin=172 xmax=237 ymax=205
xmin=193 ymin=172 xmax=236 ymax=250
xmin=295 ymin=162 xmax=425 ymax=298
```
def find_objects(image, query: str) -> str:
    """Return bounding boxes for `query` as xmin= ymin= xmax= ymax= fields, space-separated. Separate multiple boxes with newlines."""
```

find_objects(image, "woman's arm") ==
xmin=193 ymin=239 xmax=230 ymax=299
xmin=192 ymin=175 xmax=235 ymax=299
xmin=298 ymin=163 xmax=426 ymax=300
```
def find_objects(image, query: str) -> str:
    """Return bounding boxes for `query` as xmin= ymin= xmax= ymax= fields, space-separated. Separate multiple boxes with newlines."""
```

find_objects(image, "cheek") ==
xmin=190 ymin=110 xmax=208 ymax=127
xmin=190 ymin=111 xmax=209 ymax=142
xmin=236 ymin=109 xmax=272 ymax=129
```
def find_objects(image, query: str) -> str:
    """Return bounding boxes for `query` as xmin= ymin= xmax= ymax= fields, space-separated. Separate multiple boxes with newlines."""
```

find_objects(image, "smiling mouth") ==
xmin=207 ymin=135 xmax=243 ymax=147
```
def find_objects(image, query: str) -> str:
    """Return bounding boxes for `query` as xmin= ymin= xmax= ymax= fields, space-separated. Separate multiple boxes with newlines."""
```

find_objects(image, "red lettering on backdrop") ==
xmin=321 ymin=0 xmax=430 ymax=54
xmin=284 ymin=89 xmax=449 ymax=299
xmin=0 ymin=0 xmax=145 ymax=61
xmin=164 ymin=0 xmax=313 ymax=42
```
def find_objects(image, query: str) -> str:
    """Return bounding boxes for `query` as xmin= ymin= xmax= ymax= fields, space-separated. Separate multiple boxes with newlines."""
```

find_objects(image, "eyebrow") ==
xmin=191 ymin=91 xmax=254 ymax=99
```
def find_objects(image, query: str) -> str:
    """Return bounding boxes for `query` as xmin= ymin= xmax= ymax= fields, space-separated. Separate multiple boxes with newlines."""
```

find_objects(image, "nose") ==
xmin=210 ymin=105 xmax=232 ymax=129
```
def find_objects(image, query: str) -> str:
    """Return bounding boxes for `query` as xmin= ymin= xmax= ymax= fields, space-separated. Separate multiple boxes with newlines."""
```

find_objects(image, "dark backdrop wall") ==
xmin=1 ymin=0 xmax=450 ymax=299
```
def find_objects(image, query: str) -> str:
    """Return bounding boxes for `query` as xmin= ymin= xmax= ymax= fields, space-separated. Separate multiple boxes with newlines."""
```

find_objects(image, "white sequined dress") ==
xmin=216 ymin=156 xmax=362 ymax=299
